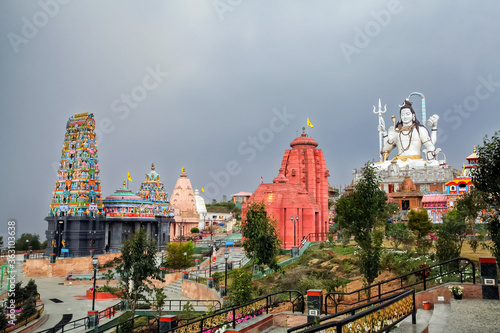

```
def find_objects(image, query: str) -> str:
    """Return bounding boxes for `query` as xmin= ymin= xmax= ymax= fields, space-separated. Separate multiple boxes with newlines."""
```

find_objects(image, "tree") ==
xmin=153 ymin=287 xmax=166 ymax=317
xmin=455 ymin=189 xmax=488 ymax=233
xmin=25 ymin=279 xmax=37 ymax=296
xmin=241 ymin=202 xmax=282 ymax=275
xmin=435 ymin=210 xmax=467 ymax=262
xmin=471 ymin=131 xmax=500 ymax=207
xmin=115 ymin=228 xmax=162 ymax=316
xmin=104 ymin=269 xmax=114 ymax=287
xmin=190 ymin=227 xmax=199 ymax=234
xmin=15 ymin=234 xmax=41 ymax=251
xmin=386 ymin=223 xmax=411 ymax=250
xmin=408 ymin=209 xmax=432 ymax=255
xmin=0 ymin=307 xmax=7 ymax=330
xmin=212 ymin=271 xmax=222 ymax=291
xmin=471 ymin=131 xmax=500 ymax=266
xmin=227 ymin=268 xmax=253 ymax=306
xmin=178 ymin=301 xmax=195 ymax=320
xmin=165 ymin=242 xmax=195 ymax=269
xmin=335 ymin=163 xmax=388 ymax=286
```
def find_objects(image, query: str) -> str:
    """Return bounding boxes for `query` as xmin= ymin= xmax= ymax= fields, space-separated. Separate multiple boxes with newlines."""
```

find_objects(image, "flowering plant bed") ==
xmin=86 ymin=288 xmax=123 ymax=300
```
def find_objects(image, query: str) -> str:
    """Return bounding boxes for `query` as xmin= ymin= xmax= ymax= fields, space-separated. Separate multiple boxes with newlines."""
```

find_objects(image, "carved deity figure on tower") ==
xmin=379 ymin=99 xmax=440 ymax=163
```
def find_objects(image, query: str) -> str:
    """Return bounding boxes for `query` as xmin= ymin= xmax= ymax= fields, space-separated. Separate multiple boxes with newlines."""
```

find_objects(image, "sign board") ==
xmin=225 ymin=241 xmax=234 ymax=246
xmin=212 ymin=256 xmax=216 ymax=265
xmin=308 ymin=310 xmax=319 ymax=316
xmin=485 ymin=278 xmax=495 ymax=286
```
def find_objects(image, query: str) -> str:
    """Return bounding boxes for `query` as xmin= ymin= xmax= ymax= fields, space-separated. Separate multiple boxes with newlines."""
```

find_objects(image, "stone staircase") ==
xmin=162 ymin=279 xmax=209 ymax=313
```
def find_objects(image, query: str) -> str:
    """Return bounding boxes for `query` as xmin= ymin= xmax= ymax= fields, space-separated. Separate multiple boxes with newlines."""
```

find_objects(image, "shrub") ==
xmin=228 ymin=269 xmax=253 ymax=306
xmin=468 ymin=239 xmax=479 ymax=253
xmin=322 ymin=278 xmax=350 ymax=293
xmin=212 ymin=272 xmax=222 ymax=291
xmin=18 ymin=297 xmax=36 ymax=322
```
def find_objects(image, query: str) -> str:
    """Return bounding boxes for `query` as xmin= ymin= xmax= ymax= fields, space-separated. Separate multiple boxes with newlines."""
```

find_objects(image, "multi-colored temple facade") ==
xmin=102 ymin=164 xmax=174 ymax=253
xmin=45 ymin=113 xmax=174 ymax=257
xmin=421 ymin=147 xmax=479 ymax=223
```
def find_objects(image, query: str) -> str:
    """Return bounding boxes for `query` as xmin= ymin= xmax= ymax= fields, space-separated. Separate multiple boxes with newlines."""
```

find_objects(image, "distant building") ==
xmin=388 ymin=176 xmax=423 ymax=212
xmin=244 ymin=130 xmax=330 ymax=249
xmin=231 ymin=192 xmax=252 ymax=209
xmin=194 ymin=188 xmax=208 ymax=230
xmin=422 ymin=194 xmax=448 ymax=223
xmin=421 ymin=147 xmax=480 ymax=222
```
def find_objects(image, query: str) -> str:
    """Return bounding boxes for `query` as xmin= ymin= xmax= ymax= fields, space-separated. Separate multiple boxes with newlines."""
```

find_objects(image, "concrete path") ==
xmin=394 ymin=299 xmax=500 ymax=333
xmin=31 ymin=276 xmax=120 ymax=332
xmin=443 ymin=299 xmax=500 ymax=333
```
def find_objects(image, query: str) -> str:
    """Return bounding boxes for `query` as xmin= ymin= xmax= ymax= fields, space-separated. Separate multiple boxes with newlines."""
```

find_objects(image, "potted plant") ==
xmin=448 ymin=285 xmax=464 ymax=300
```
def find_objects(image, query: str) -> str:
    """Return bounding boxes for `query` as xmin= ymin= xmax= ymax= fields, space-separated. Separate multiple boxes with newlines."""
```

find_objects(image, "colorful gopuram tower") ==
xmin=137 ymin=163 xmax=174 ymax=245
xmin=45 ymin=112 xmax=105 ymax=257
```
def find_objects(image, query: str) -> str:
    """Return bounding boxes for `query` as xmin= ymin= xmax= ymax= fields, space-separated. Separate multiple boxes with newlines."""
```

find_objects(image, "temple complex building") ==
xmin=420 ymin=147 xmax=480 ymax=222
xmin=244 ymin=130 xmax=330 ymax=249
xmin=102 ymin=165 xmax=174 ymax=252
xmin=170 ymin=168 xmax=200 ymax=240
xmin=45 ymin=113 xmax=173 ymax=257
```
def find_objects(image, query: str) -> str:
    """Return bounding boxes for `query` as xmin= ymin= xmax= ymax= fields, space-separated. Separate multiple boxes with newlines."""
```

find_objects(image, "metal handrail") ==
xmin=297 ymin=232 xmax=334 ymax=250
xmin=137 ymin=298 xmax=222 ymax=311
xmin=166 ymin=290 xmax=304 ymax=332
xmin=288 ymin=290 xmax=409 ymax=332
xmin=299 ymin=289 xmax=416 ymax=332
xmin=35 ymin=300 xmax=123 ymax=333
xmin=324 ymin=257 xmax=476 ymax=314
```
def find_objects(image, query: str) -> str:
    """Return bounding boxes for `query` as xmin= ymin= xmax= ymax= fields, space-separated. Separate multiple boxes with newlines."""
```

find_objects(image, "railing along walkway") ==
xmin=324 ymin=257 xmax=476 ymax=314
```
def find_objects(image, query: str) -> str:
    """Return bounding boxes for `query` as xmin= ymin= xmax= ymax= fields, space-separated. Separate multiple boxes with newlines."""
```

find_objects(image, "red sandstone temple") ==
xmin=243 ymin=130 xmax=330 ymax=249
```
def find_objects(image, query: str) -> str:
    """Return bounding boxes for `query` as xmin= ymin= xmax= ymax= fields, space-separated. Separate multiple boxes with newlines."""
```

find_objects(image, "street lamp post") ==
xmin=161 ymin=250 xmax=165 ymax=265
xmin=224 ymin=251 xmax=229 ymax=291
xmin=183 ymin=252 xmax=187 ymax=267
xmin=91 ymin=257 xmax=99 ymax=311
xmin=208 ymin=245 xmax=212 ymax=278
xmin=290 ymin=216 xmax=298 ymax=247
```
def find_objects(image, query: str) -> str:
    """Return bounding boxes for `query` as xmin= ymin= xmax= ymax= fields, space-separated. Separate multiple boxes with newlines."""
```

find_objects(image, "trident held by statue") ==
xmin=373 ymin=98 xmax=387 ymax=162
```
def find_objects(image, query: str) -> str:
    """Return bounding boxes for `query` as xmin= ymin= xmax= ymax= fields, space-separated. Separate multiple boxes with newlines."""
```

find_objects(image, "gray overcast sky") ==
xmin=1 ymin=1 xmax=499 ymax=240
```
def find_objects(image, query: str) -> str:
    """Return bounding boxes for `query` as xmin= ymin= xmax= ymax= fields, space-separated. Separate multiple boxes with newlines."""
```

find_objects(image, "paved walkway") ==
xmin=395 ymin=299 xmax=500 ymax=333
xmin=32 ymin=276 xmax=120 ymax=332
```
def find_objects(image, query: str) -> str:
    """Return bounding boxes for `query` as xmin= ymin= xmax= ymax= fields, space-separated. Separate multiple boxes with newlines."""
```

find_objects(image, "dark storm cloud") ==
xmin=1 ymin=0 xmax=499 ymax=239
